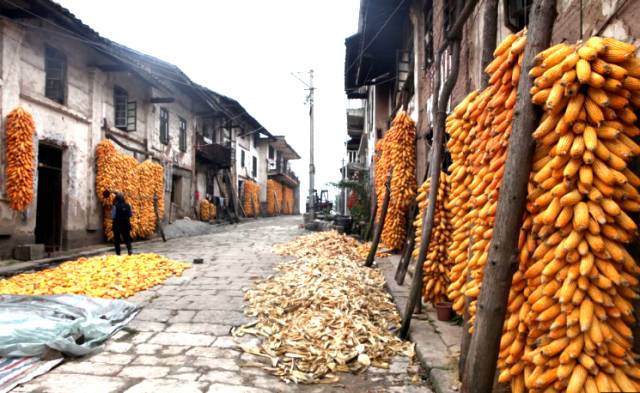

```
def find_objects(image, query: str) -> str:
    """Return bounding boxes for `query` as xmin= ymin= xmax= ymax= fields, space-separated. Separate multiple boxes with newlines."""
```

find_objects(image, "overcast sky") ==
xmin=56 ymin=0 xmax=360 ymax=210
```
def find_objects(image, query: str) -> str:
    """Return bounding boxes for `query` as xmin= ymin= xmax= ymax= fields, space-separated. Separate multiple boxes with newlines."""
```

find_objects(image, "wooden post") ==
xmin=365 ymin=186 xmax=377 ymax=241
xmin=394 ymin=199 xmax=417 ymax=285
xmin=364 ymin=169 xmax=392 ymax=268
xmin=400 ymin=0 xmax=476 ymax=339
xmin=461 ymin=1 xmax=557 ymax=392
xmin=480 ymin=0 xmax=498 ymax=88
xmin=153 ymin=192 xmax=166 ymax=242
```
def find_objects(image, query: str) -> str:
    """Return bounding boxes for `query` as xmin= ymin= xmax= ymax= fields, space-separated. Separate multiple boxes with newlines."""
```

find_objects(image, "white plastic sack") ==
xmin=0 ymin=295 xmax=141 ymax=357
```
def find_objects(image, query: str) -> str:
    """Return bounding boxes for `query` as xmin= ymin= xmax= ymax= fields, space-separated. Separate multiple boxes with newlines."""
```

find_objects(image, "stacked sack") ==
xmin=375 ymin=111 xmax=417 ymax=251
xmin=446 ymin=30 xmax=527 ymax=329
xmin=5 ymin=107 xmax=35 ymax=212
xmin=243 ymin=180 xmax=260 ymax=217
xmin=497 ymin=36 xmax=640 ymax=393
xmin=413 ymin=172 xmax=451 ymax=305
xmin=95 ymin=140 xmax=164 ymax=240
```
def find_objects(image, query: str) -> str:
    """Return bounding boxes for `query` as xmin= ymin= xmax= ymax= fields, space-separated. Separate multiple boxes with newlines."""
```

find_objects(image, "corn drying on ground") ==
xmin=0 ymin=253 xmax=190 ymax=299
xmin=5 ymin=107 xmax=35 ymax=212
xmin=232 ymin=231 xmax=416 ymax=384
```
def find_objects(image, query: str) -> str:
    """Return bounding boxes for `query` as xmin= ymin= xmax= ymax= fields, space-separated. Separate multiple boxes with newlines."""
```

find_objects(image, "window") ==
xmin=160 ymin=108 xmax=169 ymax=145
xmin=241 ymin=150 xmax=245 ymax=167
xmin=45 ymin=46 xmax=66 ymax=104
xmin=268 ymin=145 xmax=274 ymax=159
xmin=504 ymin=0 xmax=533 ymax=31
xmin=252 ymin=156 xmax=257 ymax=178
xmin=114 ymin=87 xmax=137 ymax=131
xmin=179 ymin=117 xmax=187 ymax=152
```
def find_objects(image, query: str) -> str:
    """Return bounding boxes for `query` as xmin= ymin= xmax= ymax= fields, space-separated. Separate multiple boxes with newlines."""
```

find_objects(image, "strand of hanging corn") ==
xmin=243 ymin=180 xmax=261 ymax=217
xmin=5 ymin=107 xmax=35 ymax=212
xmin=95 ymin=140 xmax=164 ymax=240
xmin=496 ymin=36 xmax=640 ymax=393
xmin=373 ymin=111 xmax=417 ymax=251
xmin=267 ymin=179 xmax=283 ymax=216
xmin=283 ymin=186 xmax=294 ymax=214
xmin=199 ymin=199 xmax=213 ymax=221
xmin=445 ymin=29 xmax=527 ymax=331
xmin=413 ymin=172 xmax=451 ymax=304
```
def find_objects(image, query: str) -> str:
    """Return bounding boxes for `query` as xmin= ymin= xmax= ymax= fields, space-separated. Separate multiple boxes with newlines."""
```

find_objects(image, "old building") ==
xmin=0 ymin=0 xmax=295 ymax=258
xmin=344 ymin=0 xmax=640 ymax=204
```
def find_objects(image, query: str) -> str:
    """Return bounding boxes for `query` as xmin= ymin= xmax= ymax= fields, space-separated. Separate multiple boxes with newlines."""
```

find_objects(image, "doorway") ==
xmin=35 ymin=143 xmax=63 ymax=252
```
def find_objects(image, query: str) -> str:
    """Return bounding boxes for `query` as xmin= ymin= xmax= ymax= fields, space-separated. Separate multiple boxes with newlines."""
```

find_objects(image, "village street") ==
xmin=14 ymin=216 xmax=430 ymax=393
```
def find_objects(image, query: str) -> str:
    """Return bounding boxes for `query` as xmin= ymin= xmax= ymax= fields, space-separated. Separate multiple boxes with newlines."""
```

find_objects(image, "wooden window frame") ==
xmin=179 ymin=116 xmax=187 ymax=152
xmin=241 ymin=150 xmax=245 ymax=168
xmin=252 ymin=156 xmax=257 ymax=178
xmin=45 ymin=46 xmax=67 ymax=105
xmin=160 ymin=108 xmax=170 ymax=145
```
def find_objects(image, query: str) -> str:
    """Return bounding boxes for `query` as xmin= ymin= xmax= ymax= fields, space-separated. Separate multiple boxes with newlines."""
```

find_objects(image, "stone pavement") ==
xmin=14 ymin=216 xmax=432 ymax=393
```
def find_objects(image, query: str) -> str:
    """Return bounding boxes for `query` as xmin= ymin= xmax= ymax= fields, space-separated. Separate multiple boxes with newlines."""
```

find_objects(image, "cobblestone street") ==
xmin=14 ymin=216 xmax=431 ymax=393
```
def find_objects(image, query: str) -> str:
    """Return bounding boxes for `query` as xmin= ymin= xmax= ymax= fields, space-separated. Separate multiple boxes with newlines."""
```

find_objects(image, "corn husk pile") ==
xmin=233 ymin=231 xmax=415 ymax=384
xmin=6 ymin=107 xmax=35 ymax=212
xmin=95 ymin=140 xmax=164 ymax=240
xmin=356 ymin=242 xmax=391 ymax=259
xmin=496 ymin=36 xmax=640 ymax=393
xmin=412 ymin=172 xmax=452 ymax=305
xmin=446 ymin=30 xmax=527 ymax=329
xmin=267 ymin=179 xmax=283 ymax=216
xmin=373 ymin=112 xmax=417 ymax=251
xmin=0 ymin=253 xmax=189 ymax=299
xmin=243 ymin=180 xmax=261 ymax=217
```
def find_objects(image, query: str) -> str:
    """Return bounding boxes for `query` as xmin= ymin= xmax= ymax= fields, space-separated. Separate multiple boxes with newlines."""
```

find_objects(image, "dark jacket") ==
xmin=111 ymin=200 xmax=132 ymax=231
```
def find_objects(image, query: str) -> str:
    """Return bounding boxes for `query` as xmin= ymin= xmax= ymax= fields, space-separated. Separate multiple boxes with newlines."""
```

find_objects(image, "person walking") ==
xmin=111 ymin=192 xmax=133 ymax=255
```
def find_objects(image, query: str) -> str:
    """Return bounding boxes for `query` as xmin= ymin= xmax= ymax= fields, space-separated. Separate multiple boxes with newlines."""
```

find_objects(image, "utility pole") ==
xmin=291 ymin=69 xmax=315 ymax=219
xmin=341 ymin=158 xmax=346 ymax=215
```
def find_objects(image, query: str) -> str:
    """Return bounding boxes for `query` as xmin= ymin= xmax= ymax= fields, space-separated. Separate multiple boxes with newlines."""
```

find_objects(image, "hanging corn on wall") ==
xmin=243 ymin=180 xmax=260 ymax=217
xmin=413 ymin=172 xmax=451 ymax=305
xmin=283 ymin=186 xmax=294 ymax=215
xmin=444 ymin=30 xmax=527 ymax=330
xmin=374 ymin=111 xmax=417 ymax=251
xmin=267 ymin=179 xmax=283 ymax=216
xmin=496 ymin=36 xmax=640 ymax=393
xmin=5 ymin=107 xmax=36 ymax=212
xmin=95 ymin=140 xmax=164 ymax=240
xmin=200 ymin=199 xmax=211 ymax=221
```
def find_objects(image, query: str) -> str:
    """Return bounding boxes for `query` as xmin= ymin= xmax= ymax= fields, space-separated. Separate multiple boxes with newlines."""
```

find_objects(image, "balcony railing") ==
xmin=196 ymin=133 xmax=232 ymax=169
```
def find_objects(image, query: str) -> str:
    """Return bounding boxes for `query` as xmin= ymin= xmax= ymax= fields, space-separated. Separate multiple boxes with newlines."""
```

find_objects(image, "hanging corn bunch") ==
xmin=243 ymin=180 xmax=260 ymax=217
xmin=413 ymin=172 xmax=451 ymax=305
xmin=200 ymin=199 xmax=211 ymax=221
xmin=445 ymin=30 xmax=527 ymax=328
xmin=267 ymin=179 xmax=283 ymax=216
xmin=6 ymin=107 xmax=35 ymax=212
xmin=374 ymin=111 xmax=417 ymax=251
xmin=283 ymin=186 xmax=294 ymax=214
xmin=497 ymin=36 xmax=640 ymax=393
xmin=95 ymin=140 xmax=164 ymax=240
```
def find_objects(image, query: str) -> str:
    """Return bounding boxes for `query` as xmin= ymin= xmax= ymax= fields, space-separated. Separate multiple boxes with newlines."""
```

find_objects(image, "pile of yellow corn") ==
xmin=5 ymin=107 xmax=35 ymax=212
xmin=374 ymin=111 xmax=417 ymax=250
xmin=95 ymin=140 xmax=164 ymax=240
xmin=0 ymin=253 xmax=190 ymax=299
xmin=267 ymin=179 xmax=283 ymax=216
xmin=243 ymin=180 xmax=261 ymax=217
xmin=200 ymin=199 xmax=212 ymax=221
xmin=496 ymin=36 xmax=640 ymax=393
xmin=413 ymin=172 xmax=451 ymax=305
xmin=282 ymin=186 xmax=294 ymax=214
xmin=446 ymin=30 xmax=527 ymax=329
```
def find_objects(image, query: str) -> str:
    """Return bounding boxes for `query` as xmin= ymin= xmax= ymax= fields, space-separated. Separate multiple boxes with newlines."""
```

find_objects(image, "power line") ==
xmin=344 ymin=0 xmax=408 ymax=77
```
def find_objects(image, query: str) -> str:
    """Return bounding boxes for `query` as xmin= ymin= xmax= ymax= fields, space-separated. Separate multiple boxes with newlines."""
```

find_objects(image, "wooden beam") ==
xmin=94 ymin=64 xmax=128 ymax=72
xmin=149 ymin=97 xmax=175 ymax=104
xmin=365 ymin=169 xmax=392 ymax=268
xmin=461 ymin=1 xmax=557 ymax=392
xmin=480 ymin=0 xmax=498 ymax=88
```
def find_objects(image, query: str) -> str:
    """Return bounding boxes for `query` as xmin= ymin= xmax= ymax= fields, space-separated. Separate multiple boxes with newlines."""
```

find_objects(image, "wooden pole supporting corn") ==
xmin=461 ymin=1 xmax=557 ymax=392
xmin=365 ymin=169 xmax=393 ymax=268
xmin=395 ymin=200 xmax=417 ymax=284
xmin=400 ymin=0 xmax=477 ymax=340
xmin=153 ymin=192 xmax=166 ymax=242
